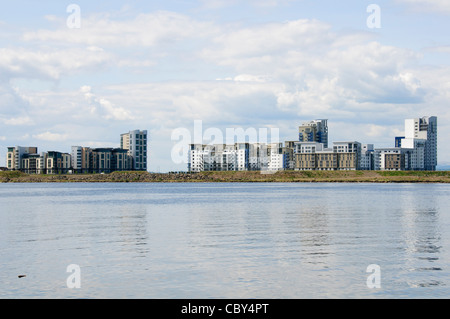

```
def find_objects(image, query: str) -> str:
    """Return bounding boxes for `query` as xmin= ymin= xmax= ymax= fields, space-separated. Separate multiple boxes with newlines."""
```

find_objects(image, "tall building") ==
xmin=403 ymin=116 xmax=437 ymax=171
xmin=121 ymin=130 xmax=148 ymax=171
xmin=298 ymin=119 xmax=328 ymax=148
xmin=71 ymin=146 xmax=83 ymax=171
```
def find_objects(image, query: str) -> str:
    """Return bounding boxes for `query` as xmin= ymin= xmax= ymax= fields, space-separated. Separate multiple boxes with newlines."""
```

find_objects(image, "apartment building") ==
xmin=71 ymin=146 xmax=94 ymax=173
xmin=402 ymin=138 xmax=426 ymax=171
xmin=121 ymin=130 xmax=148 ymax=171
xmin=190 ymin=143 xmax=248 ymax=172
xmin=298 ymin=119 xmax=329 ymax=148
xmin=384 ymin=116 xmax=437 ymax=171
xmin=6 ymin=146 xmax=38 ymax=170
xmin=401 ymin=116 xmax=437 ymax=171
xmin=333 ymin=142 xmax=361 ymax=170
xmin=21 ymin=154 xmax=43 ymax=174
xmin=16 ymin=150 xmax=71 ymax=174
xmin=374 ymin=148 xmax=405 ymax=171
xmin=283 ymin=141 xmax=296 ymax=171
xmin=188 ymin=142 xmax=286 ymax=173
xmin=46 ymin=151 xmax=71 ymax=174
xmin=294 ymin=141 xmax=361 ymax=171
xmin=71 ymin=147 xmax=133 ymax=173
xmin=360 ymin=144 xmax=374 ymax=171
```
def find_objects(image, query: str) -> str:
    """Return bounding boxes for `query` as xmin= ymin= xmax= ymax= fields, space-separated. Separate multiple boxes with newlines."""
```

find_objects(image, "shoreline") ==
xmin=1 ymin=170 xmax=450 ymax=183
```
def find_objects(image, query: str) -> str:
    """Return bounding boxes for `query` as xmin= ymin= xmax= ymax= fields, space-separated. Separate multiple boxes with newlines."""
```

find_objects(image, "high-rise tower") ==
xmin=298 ymin=119 xmax=328 ymax=148
xmin=120 ymin=130 xmax=148 ymax=171
xmin=403 ymin=116 xmax=437 ymax=171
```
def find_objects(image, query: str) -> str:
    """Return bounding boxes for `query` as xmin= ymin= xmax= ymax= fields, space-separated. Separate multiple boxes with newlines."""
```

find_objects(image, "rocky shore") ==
xmin=1 ymin=170 xmax=450 ymax=183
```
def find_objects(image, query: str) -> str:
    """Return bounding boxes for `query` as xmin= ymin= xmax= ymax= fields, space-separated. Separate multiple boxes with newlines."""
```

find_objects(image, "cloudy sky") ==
xmin=0 ymin=0 xmax=449 ymax=172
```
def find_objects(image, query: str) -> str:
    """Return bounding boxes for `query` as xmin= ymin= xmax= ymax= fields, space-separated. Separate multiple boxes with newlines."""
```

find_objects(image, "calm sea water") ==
xmin=0 ymin=182 xmax=449 ymax=299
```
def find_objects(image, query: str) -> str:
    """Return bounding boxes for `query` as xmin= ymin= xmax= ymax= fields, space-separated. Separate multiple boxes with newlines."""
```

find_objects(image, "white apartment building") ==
xmin=188 ymin=142 xmax=284 ymax=172
xmin=403 ymin=116 xmax=437 ymax=171
xmin=121 ymin=130 xmax=148 ymax=171
xmin=401 ymin=138 xmax=426 ymax=171
xmin=71 ymin=146 xmax=83 ymax=170
xmin=266 ymin=143 xmax=284 ymax=171
xmin=294 ymin=142 xmax=325 ymax=154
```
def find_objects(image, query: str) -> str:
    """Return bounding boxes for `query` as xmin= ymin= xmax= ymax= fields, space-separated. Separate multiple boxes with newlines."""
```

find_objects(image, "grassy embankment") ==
xmin=1 ymin=170 xmax=450 ymax=183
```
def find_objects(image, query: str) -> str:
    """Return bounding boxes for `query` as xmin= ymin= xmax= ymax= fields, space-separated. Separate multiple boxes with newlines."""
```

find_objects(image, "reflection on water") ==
xmin=0 ymin=183 xmax=449 ymax=298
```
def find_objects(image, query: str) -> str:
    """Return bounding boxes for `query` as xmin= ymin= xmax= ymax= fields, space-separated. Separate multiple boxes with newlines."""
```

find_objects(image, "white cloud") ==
xmin=424 ymin=45 xmax=450 ymax=54
xmin=0 ymin=47 xmax=112 ymax=81
xmin=396 ymin=0 xmax=450 ymax=14
xmin=32 ymin=131 xmax=68 ymax=142
xmin=198 ymin=0 xmax=295 ymax=9
xmin=1 ymin=116 xmax=34 ymax=126
xmin=23 ymin=11 xmax=217 ymax=48
xmin=81 ymin=86 xmax=134 ymax=121
xmin=0 ymin=136 xmax=6 ymax=141
xmin=202 ymin=19 xmax=332 ymax=68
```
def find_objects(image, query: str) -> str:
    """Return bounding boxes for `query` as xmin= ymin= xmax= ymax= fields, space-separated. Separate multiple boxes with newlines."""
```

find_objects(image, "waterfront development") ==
xmin=3 ymin=116 xmax=439 ymax=175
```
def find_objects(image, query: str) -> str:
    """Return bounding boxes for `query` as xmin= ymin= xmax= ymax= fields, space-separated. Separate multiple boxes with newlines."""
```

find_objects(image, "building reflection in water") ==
xmin=399 ymin=186 xmax=443 ymax=289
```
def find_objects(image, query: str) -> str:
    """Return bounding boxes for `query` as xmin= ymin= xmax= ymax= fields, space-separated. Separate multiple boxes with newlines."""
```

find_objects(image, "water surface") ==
xmin=0 ymin=182 xmax=449 ymax=298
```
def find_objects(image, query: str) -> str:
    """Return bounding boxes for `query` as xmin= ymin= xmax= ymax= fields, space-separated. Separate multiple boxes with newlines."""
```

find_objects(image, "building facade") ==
xmin=360 ymin=144 xmax=374 ymax=171
xmin=121 ymin=130 xmax=148 ymax=171
xmin=188 ymin=143 xmax=286 ymax=173
xmin=294 ymin=141 xmax=361 ymax=171
xmin=374 ymin=148 xmax=405 ymax=171
xmin=403 ymin=116 xmax=437 ymax=171
xmin=298 ymin=119 xmax=329 ymax=148
xmin=6 ymin=146 xmax=38 ymax=171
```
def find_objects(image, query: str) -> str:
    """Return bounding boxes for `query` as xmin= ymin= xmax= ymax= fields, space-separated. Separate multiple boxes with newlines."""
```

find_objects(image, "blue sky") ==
xmin=1 ymin=0 xmax=449 ymax=171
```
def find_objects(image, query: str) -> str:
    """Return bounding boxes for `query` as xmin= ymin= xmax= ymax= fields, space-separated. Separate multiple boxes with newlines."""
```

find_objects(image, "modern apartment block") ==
xmin=121 ymin=130 xmax=148 ymax=171
xmin=6 ymin=146 xmax=38 ymax=170
xmin=294 ymin=141 xmax=361 ymax=171
xmin=188 ymin=142 xmax=286 ymax=173
xmin=189 ymin=143 xmax=250 ymax=172
xmin=379 ymin=116 xmax=437 ymax=171
xmin=402 ymin=116 xmax=437 ymax=171
xmin=5 ymin=129 xmax=147 ymax=174
xmin=374 ymin=148 xmax=406 ymax=171
xmin=70 ymin=147 xmax=133 ymax=173
xmin=9 ymin=148 xmax=72 ymax=174
xmin=46 ymin=151 xmax=71 ymax=174
xmin=187 ymin=116 xmax=437 ymax=173
xmin=360 ymin=144 xmax=375 ymax=171
xmin=299 ymin=119 xmax=329 ymax=148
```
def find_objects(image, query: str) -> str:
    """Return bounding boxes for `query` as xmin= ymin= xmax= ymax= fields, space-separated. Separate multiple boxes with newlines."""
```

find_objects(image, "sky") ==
xmin=0 ymin=0 xmax=449 ymax=172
